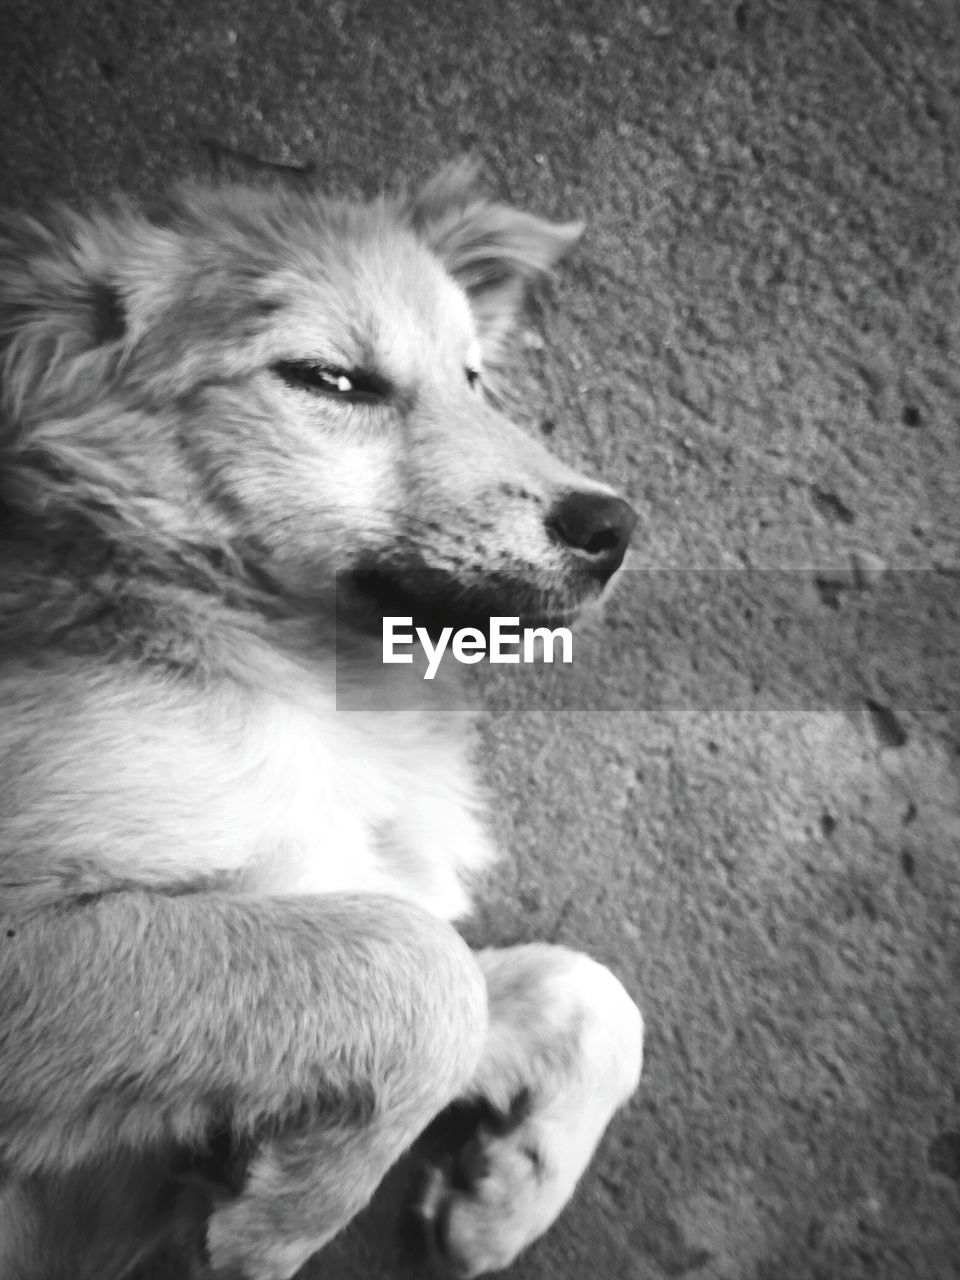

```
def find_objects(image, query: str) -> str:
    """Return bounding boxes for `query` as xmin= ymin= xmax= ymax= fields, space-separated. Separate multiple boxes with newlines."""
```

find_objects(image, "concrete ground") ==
xmin=4 ymin=1 xmax=960 ymax=1277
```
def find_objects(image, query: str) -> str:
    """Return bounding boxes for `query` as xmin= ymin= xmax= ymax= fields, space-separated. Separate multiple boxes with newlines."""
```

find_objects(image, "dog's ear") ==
xmin=406 ymin=159 xmax=584 ymax=360
xmin=0 ymin=206 xmax=130 ymax=425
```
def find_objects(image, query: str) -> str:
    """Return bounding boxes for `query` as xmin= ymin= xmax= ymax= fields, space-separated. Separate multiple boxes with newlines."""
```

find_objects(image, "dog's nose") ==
xmin=547 ymin=491 xmax=637 ymax=581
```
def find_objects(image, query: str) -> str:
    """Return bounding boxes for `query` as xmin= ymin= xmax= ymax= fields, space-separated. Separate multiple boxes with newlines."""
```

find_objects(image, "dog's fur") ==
xmin=0 ymin=162 xmax=643 ymax=1280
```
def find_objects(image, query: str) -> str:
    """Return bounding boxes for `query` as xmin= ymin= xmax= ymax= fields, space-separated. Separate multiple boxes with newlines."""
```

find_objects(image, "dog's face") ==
xmin=0 ymin=164 xmax=635 ymax=628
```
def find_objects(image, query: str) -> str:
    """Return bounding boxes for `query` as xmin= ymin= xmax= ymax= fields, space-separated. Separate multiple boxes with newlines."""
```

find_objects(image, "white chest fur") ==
xmin=0 ymin=656 xmax=496 ymax=921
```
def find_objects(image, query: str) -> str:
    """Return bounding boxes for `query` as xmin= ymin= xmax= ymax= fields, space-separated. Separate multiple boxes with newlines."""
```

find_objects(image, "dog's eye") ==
xmin=273 ymin=360 xmax=388 ymax=403
xmin=465 ymin=366 xmax=482 ymax=391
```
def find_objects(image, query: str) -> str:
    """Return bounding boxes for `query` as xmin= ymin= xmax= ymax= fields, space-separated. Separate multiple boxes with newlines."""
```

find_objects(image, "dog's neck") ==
xmin=0 ymin=499 xmax=460 ymax=712
xmin=0 ymin=500 xmax=316 ymax=669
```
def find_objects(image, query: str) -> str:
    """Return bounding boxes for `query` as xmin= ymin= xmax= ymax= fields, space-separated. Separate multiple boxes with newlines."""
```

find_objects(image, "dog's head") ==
xmin=0 ymin=162 xmax=635 ymax=629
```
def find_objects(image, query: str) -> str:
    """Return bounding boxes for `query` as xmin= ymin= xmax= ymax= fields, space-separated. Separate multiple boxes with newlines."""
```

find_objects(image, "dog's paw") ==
xmin=416 ymin=1096 xmax=575 ymax=1278
xmin=416 ymin=947 xmax=643 ymax=1278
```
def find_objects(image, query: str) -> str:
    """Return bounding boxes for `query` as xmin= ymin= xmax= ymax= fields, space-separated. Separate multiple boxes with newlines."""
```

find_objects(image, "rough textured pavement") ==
xmin=4 ymin=1 xmax=960 ymax=1277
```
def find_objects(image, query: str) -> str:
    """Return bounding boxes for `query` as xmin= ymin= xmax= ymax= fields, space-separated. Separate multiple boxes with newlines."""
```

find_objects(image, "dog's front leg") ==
xmin=418 ymin=944 xmax=643 ymax=1277
xmin=0 ymin=891 xmax=487 ymax=1280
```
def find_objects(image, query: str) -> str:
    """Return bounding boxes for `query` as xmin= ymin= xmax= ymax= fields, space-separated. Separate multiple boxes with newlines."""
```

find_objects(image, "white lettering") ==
xmin=382 ymin=617 xmax=414 ymax=664
xmin=382 ymin=617 xmax=574 ymax=678
xmin=523 ymin=626 xmax=573 ymax=664
xmin=418 ymin=626 xmax=453 ymax=681
xmin=452 ymin=628 xmax=486 ymax=664
xmin=489 ymin=616 xmax=521 ymax=663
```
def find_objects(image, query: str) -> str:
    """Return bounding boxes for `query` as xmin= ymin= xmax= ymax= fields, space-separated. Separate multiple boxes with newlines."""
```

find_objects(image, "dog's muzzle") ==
xmin=342 ymin=492 xmax=636 ymax=637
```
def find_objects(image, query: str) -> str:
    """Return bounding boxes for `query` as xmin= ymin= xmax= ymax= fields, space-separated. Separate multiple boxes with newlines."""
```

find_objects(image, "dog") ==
xmin=0 ymin=160 xmax=643 ymax=1280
